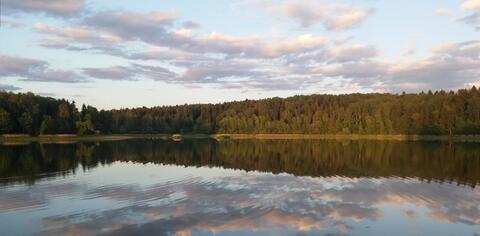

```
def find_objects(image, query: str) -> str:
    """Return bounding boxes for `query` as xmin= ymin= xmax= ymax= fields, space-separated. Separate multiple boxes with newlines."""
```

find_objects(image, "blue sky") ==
xmin=1 ymin=0 xmax=479 ymax=109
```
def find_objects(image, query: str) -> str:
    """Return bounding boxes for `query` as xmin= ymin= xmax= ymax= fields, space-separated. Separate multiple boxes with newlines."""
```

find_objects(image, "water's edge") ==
xmin=3 ymin=133 xmax=480 ymax=144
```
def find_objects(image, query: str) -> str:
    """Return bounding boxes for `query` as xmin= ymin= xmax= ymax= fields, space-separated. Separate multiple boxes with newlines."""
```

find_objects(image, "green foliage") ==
xmin=76 ymin=114 xmax=95 ymax=135
xmin=18 ymin=112 xmax=34 ymax=134
xmin=40 ymin=115 xmax=56 ymax=134
xmin=0 ymin=108 xmax=13 ymax=133
xmin=419 ymin=124 xmax=444 ymax=135
xmin=0 ymin=92 xmax=77 ymax=135
xmin=1 ymin=87 xmax=480 ymax=135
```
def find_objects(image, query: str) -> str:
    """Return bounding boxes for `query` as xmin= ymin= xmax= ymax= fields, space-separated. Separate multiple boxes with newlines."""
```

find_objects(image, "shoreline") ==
xmin=212 ymin=134 xmax=480 ymax=142
xmin=2 ymin=133 xmax=480 ymax=144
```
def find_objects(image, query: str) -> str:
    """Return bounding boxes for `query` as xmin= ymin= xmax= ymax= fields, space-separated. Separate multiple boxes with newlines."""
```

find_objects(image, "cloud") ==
xmin=0 ymin=54 xmax=45 ymax=76
xmin=334 ymin=35 xmax=353 ymax=45
xmin=131 ymin=64 xmax=178 ymax=82
xmin=309 ymin=40 xmax=480 ymax=92
xmin=22 ymin=69 xmax=86 ymax=83
xmin=327 ymin=44 xmax=379 ymax=63
xmin=1 ymin=0 xmax=85 ymax=17
xmin=33 ymin=9 xmax=326 ymax=59
xmin=458 ymin=12 xmax=480 ymax=30
xmin=82 ymin=10 xmax=176 ymax=43
xmin=33 ymin=22 xmax=121 ymax=45
xmin=34 ymin=12 xmax=328 ymax=61
xmin=184 ymin=33 xmax=326 ymax=58
xmin=459 ymin=0 xmax=480 ymax=30
xmin=83 ymin=64 xmax=176 ymax=82
xmin=182 ymin=20 xmax=201 ymax=29
xmin=461 ymin=0 xmax=480 ymax=10
xmin=0 ymin=54 xmax=86 ymax=83
xmin=384 ymin=57 xmax=480 ymax=92
xmin=401 ymin=47 xmax=417 ymax=57
xmin=179 ymin=60 xmax=260 ymax=82
xmin=28 ymin=8 xmax=479 ymax=92
xmin=434 ymin=8 xmax=451 ymax=16
xmin=431 ymin=40 xmax=480 ymax=59
xmin=323 ymin=8 xmax=372 ymax=31
xmin=82 ymin=66 xmax=138 ymax=81
xmin=0 ymin=17 xmax=25 ymax=28
xmin=258 ymin=0 xmax=373 ymax=30
xmin=0 ymin=84 xmax=21 ymax=91
xmin=314 ymin=61 xmax=388 ymax=85
xmin=127 ymin=48 xmax=200 ymax=62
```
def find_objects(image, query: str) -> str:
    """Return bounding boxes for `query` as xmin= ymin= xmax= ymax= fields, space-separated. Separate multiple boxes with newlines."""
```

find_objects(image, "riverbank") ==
xmin=212 ymin=134 xmax=480 ymax=142
xmin=0 ymin=134 xmax=213 ymax=144
xmin=0 ymin=134 xmax=136 ymax=144
xmin=2 ymin=133 xmax=480 ymax=144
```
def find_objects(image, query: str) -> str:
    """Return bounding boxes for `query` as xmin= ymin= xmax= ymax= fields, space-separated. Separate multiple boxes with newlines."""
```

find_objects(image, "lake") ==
xmin=1 ymin=139 xmax=480 ymax=235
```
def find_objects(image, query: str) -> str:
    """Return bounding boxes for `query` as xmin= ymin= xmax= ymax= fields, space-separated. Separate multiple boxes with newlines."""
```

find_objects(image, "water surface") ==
xmin=1 ymin=139 xmax=479 ymax=235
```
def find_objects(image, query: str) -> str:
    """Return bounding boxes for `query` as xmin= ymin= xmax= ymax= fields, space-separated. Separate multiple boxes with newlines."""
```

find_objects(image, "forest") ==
xmin=1 ymin=87 xmax=480 ymax=135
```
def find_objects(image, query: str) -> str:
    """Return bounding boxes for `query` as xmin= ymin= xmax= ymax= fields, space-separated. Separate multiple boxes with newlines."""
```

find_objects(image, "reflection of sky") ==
xmin=0 ymin=162 xmax=479 ymax=236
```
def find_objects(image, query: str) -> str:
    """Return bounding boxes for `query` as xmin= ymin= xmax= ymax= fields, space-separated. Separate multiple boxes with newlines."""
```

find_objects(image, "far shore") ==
xmin=212 ymin=134 xmax=480 ymax=142
xmin=2 ymin=133 xmax=480 ymax=144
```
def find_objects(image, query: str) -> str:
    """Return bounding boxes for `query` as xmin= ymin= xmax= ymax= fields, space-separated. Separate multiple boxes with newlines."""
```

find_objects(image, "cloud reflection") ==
xmin=2 ymin=170 xmax=477 ymax=235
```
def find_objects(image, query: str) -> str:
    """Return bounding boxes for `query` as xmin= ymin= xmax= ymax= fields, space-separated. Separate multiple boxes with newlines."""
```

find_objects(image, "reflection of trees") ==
xmin=1 ymin=140 xmax=480 ymax=186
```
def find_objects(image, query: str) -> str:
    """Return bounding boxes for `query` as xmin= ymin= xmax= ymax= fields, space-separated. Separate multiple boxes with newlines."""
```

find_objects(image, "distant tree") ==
xmin=0 ymin=108 xmax=13 ymax=133
xmin=57 ymin=103 xmax=74 ymax=133
xmin=76 ymin=114 xmax=95 ymax=135
xmin=18 ymin=112 xmax=34 ymax=134
xmin=40 ymin=115 xmax=56 ymax=134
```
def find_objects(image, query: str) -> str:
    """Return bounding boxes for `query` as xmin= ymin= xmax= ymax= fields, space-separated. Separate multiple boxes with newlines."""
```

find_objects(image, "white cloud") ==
xmin=0 ymin=54 xmax=86 ymax=83
xmin=327 ymin=44 xmax=379 ymax=63
xmin=82 ymin=66 xmax=138 ymax=81
xmin=432 ymin=40 xmax=480 ymax=58
xmin=2 ymin=0 xmax=85 ymax=17
xmin=82 ymin=10 xmax=176 ymax=42
xmin=334 ymin=35 xmax=353 ymax=45
xmin=33 ymin=22 xmax=121 ymax=44
xmin=83 ymin=64 xmax=176 ymax=82
xmin=24 ymin=7 xmax=480 ymax=93
xmin=1 ymin=17 xmax=25 ymax=28
xmin=434 ymin=8 xmax=450 ymax=16
xmin=0 ymin=54 xmax=45 ymax=76
xmin=323 ymin=8 xmax=371 ymax=31
xmin=252 ymin=0 xmax=373 ymax=31
xmin=182 ymin=20 xmax=201 ymax=29
xmin=459 ymin=0 xmax=480 ymax=30
xmin=35 ymin=12 xmax=327 ymax=60
xmin=458 ymin=12 xmax=480 ymax=30
xmin=461 ymin=0 xmax=480 ymax=10
xmin=23 ymin=69 xmax=86 ymax=83
xmin=401 ymin=48 xmax=417 ymax=57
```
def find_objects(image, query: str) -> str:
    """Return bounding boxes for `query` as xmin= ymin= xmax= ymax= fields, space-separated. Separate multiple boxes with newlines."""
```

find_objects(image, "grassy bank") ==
xmin=211 ymin=134 xmax=480 ymax=142
xmin=2 ymin=133 xmax=480 ymax=144
xmin=0 ymin=134 xmax=136 ymax=144
xmin=0 ymin=133 xmax=212 ymax=144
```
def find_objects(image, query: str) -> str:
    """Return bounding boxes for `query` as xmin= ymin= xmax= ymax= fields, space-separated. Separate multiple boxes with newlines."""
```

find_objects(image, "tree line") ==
xmin=1 ymin=87 xmax=480 ymax=135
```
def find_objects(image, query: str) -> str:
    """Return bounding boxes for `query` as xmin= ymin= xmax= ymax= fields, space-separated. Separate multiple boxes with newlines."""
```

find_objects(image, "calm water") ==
xmin=1 ymin=139 xmax=480 ymax=236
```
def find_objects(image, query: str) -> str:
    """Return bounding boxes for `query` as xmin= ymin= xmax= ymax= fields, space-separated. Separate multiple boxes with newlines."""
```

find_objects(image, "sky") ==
xmin=0 ymin=0 xmax=479 ymax=109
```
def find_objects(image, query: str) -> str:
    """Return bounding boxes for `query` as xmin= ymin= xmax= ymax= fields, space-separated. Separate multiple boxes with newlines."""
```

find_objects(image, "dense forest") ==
xmin=1 ymin=87 xmax=480 ymax=135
